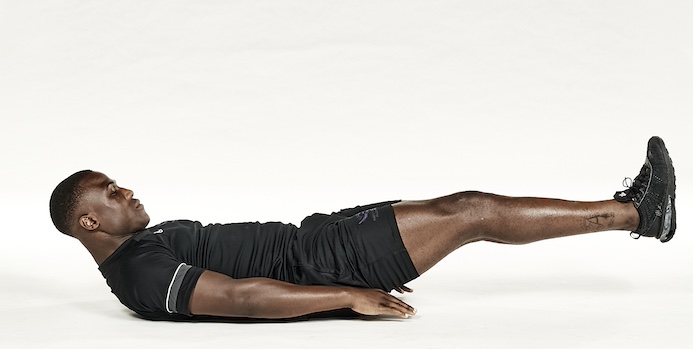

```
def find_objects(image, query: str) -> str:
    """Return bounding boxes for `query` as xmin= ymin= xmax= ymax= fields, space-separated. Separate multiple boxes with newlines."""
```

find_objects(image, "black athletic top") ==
xmin=99 ymin=220 xmax=298 ymax=320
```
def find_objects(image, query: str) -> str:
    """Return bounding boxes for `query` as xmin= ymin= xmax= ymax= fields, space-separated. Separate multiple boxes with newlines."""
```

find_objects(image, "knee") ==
xmin=424 ymin=191 xmax=500 ymax=244
xmin=434 ymin=191 xmax=498 ymax=220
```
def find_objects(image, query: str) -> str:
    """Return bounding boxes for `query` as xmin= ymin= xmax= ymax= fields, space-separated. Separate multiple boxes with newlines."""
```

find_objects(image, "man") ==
xmin=49 ymin=136 xmax=676 ymax=321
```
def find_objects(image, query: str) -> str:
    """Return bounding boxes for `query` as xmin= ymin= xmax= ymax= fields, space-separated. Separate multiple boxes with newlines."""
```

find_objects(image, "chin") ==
xmin=140 ymin=216 xmax=151 ymax=230
xmin=132 ymin=214 xmax=151 ymax=232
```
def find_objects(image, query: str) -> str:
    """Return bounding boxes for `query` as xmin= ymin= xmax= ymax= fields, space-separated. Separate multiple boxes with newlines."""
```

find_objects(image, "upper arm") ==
xmin=188 ymin=270 xmax=243 ymax=317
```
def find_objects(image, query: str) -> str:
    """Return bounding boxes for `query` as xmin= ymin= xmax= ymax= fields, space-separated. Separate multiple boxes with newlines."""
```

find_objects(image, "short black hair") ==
xmin=49 ymin=170 xmax=93 ymax=236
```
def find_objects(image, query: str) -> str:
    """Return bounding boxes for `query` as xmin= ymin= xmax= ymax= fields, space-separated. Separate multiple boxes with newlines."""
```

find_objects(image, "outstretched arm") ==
xmin=189 ymin=270 xmax=416 ymax=319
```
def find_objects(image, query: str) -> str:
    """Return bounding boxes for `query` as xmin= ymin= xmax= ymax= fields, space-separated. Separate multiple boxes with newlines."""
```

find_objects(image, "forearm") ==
xmin=220 ymin=278 xmax=353 ymax=319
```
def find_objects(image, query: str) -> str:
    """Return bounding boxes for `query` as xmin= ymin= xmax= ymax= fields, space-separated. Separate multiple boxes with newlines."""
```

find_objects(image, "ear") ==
xmin=79 ymin=215 xmax=100 ymax=231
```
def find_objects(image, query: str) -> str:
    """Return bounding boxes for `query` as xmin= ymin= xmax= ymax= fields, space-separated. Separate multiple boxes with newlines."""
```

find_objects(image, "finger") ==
xmin=386 ymin=292 xmax=414 ymax=308
xmin=400 ymin=285 xmax=414 ymax=293
xmin=378 ymin=302 xmax=411 ymax=318
xmin=383 ymin=295 xmax=416 ymax=317
xmin=394 ymin=300 xmax=416 ymax=316
xmin=393 ymin=285 xmax=413 ymax=294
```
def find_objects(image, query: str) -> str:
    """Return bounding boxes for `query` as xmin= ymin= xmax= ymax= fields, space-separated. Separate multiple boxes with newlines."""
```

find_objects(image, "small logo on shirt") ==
xmin=152 ymin=229 xmax=164 ymax=234
xmin=355 ymin=208 xmax=379 ymax=225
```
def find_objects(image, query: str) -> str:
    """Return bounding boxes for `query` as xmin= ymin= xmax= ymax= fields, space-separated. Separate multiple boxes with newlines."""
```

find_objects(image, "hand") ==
xmin=393 ymin=285 xmax=414 ymax=294
xmin=347 ymin=288 xmax=416 ymax=319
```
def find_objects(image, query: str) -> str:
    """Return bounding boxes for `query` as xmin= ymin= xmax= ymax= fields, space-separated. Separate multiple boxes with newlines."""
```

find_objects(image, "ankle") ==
xmin=617 ymin=201 xmax=640 ymax=231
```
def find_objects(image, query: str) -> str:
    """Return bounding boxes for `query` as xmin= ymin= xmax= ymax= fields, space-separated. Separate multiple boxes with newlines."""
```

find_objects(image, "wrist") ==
xmin=339 ymin=287 xmax=357 ymax=309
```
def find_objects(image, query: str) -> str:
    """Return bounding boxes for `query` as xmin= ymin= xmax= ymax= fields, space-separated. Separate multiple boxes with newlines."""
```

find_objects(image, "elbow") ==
xmin=227 ymin=283 xmax=282 ymax=319
xmin=225 ymin=287 xmax=260 ymax=318
xmin=190 ymin=272 xmax=287 ymax=318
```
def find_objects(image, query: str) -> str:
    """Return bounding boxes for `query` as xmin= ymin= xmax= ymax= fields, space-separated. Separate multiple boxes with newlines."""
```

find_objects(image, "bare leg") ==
xmin=393 ymin=191 xmax=639 ymax=274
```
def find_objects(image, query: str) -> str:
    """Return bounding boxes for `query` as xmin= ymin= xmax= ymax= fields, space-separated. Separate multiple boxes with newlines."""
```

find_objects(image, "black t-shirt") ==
xmin=98 ymin=220 xmax=298 ymax=319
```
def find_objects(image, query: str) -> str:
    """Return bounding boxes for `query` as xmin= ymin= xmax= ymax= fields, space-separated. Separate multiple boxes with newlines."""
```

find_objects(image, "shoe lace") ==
xmin=614 ymin=164 xmax=650 ymax=204
xmin=614 ymin=164 xmax=652 ymax=239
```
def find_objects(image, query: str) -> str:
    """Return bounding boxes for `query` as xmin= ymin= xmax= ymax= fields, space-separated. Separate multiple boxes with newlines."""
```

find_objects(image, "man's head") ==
xmin=50 ymin=170 xmax=150 ymax=238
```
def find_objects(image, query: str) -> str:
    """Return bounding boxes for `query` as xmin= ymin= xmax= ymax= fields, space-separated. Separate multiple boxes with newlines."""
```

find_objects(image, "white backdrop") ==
xmin=1 ymin=1 xmax=691 ymax=348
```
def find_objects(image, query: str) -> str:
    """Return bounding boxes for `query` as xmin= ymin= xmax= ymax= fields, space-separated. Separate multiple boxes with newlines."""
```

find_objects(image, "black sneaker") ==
xmin=614 ymin=136 xmax=676 ymax=242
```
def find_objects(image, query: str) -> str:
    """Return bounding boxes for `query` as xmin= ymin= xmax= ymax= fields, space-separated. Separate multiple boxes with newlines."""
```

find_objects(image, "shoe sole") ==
xmin=649 ymin=136 xmax=676 ymax=242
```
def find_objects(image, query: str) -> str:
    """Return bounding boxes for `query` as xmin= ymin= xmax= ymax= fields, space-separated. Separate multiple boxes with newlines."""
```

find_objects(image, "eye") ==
xmin=109 ymin=184 xmax=118 ymax=196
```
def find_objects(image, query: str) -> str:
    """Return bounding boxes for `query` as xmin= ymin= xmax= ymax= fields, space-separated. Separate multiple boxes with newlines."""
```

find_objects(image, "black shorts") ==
xmin=290 ymin=201 xmax=419 ymax=291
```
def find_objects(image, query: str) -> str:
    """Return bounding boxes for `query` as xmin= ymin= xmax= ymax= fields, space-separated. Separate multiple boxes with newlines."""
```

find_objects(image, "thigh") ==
xmin=393 ymin=196 xmax=483 ymax=275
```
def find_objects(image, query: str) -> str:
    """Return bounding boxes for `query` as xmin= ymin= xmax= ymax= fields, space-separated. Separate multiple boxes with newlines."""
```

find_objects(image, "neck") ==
xmin=78 ymin=232 xmax=135 ymax=266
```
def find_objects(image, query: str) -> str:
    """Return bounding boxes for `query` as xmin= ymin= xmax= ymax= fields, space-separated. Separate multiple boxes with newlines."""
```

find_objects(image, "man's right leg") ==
xmin=393 ymin=136 xmax=676 ymax=275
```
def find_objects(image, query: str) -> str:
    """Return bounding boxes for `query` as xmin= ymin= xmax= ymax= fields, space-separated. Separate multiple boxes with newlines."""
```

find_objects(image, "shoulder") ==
xmin=98 ymin=233 xmax=192 ymax=316
xmin=148 ymin=219 xmax=202 ymax=232
xmin=101 ymin=246 xmax=204 ymax=319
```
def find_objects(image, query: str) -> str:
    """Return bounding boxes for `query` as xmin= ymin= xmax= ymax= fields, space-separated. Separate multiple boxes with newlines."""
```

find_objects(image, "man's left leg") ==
xmin=393 ymin=194 xmax=638 ymax=274
xmin=393 ymin=136 xmax=676 ymax=275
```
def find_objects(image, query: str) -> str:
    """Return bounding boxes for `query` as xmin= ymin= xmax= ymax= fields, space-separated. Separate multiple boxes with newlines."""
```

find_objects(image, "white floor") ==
xmin=4 ymin=228 xmax=693 ymax=349
xmin=1 ymin=1 xmax=692 ymax=348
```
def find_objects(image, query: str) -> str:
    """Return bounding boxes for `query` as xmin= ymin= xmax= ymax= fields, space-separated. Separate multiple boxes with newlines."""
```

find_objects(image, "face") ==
xmin=77 ymin=172 xmax=150 ymax=236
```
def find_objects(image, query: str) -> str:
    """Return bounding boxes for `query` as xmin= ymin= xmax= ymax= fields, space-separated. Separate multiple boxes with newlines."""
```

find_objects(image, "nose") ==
xmin=123 ymin=188 xmax=134 ymax=200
